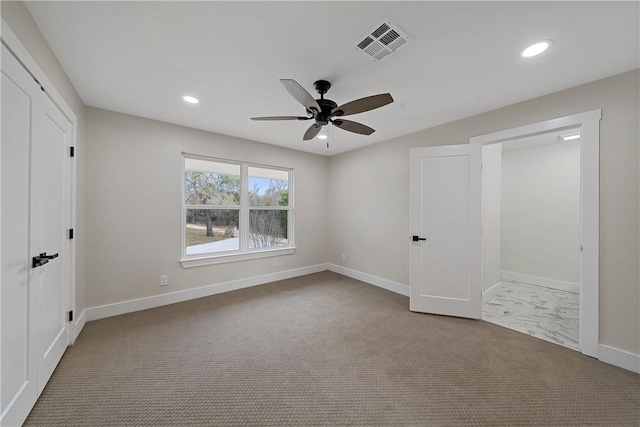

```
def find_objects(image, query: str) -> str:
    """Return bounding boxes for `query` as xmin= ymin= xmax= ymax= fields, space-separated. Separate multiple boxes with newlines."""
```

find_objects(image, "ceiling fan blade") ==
xmin=331 ymin=93 xmax=394 ymax=117
xmin=331 ymin=119 xmax=375 ymax=136
xmin=280 ymin=79 xmax=322 ymax=113
xmin=303 ymin=123 xmax=322 ymax=141
xmin=251 ymin=116 xmax=311 ymax=121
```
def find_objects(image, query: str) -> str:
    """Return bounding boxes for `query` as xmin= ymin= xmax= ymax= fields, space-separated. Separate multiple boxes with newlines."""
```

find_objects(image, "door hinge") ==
xmin=68 ymin=311 xmax=74 ymax=322
xmin=70 ymin=146 xmax=75 ymax=157
xmin=69 ymin=229 xmax=74 ymax=239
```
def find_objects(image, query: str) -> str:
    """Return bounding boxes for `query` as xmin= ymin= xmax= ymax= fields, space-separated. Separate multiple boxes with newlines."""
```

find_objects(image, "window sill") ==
xmin=180 ymin=247 xmax=296 ymax=268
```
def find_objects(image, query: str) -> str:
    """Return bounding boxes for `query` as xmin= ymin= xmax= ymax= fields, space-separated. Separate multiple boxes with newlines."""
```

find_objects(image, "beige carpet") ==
xmin=25 ymin=271 xmax=639 ymax=426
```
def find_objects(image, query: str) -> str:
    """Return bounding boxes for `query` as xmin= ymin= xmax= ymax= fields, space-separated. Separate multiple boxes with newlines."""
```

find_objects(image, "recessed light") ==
xmin=182 ymin=95 xmax=199 ymax=104
xmin=318 ymin=134 xmax=328 ymax=140
xmin=521 ymin=40 xmax=551 ymax=58
xmin=559 ymin=134 xmax=580 ymax=141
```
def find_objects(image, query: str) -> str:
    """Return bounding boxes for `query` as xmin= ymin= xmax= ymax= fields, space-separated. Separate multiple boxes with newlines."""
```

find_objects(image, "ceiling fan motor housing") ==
xmin=309 ymin=80 xmax=339 ymax=125
xmin=308 ymin=98 xmax=338 ymax=125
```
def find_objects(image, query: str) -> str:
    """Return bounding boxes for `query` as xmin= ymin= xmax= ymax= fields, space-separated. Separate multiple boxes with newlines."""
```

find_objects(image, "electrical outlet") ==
xmin=272 ymin=258 xmax=278 ymax=267
xmin=160 ymin=275 xmax=168 ymax=286
xmin=341 ymin=254 xmax=346 ymax=263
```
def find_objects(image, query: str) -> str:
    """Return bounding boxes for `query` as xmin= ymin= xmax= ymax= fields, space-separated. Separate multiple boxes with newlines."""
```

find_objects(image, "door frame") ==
xmin=1 ymin=20 xmax=79 ymax=343
xmin=470 ymin=110 xmax=601 ymax=358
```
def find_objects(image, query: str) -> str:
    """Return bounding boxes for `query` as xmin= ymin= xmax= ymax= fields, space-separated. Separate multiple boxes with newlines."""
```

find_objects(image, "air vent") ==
xmin=355 ymin=18 xmax=411 ymax=61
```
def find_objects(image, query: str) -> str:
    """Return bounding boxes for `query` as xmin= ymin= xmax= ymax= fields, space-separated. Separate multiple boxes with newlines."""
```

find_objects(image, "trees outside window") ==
xmin=183 ymin=156 xmax=292 ymax=257
xmin=248 ymin=166 xmax=289 ymax=249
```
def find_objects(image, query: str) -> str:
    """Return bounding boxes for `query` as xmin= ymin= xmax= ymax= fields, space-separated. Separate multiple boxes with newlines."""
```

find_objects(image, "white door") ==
xmin=32 ymin=92 xmax=72 ymax=393
xmin=1 ymin=43 xmax=39 ymax=426
xmin=409 ymin=144 xmax=482 ymax=319
xmin=1 ymin=44 xmax=71 ymax=426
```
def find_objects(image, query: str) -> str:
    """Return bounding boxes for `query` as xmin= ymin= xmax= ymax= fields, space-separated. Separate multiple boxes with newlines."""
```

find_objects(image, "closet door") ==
xmin=1 ymin=43 xmax=40 ymax=426
xmin=32 ymin=91 xmax=72 ymax=394
xmin=1 ymin=43 xmax=72 ymax=426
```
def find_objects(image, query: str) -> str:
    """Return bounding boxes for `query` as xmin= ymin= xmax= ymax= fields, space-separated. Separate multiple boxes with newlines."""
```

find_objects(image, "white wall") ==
xmin=1 ymin=2 xmax=87 ymax=316
xmin=85 ymin=108 xmax=328 ymax=308
xmin=482 ymin=144 xmax=502 ymax=292
xmin=328 ymin=70 xmax=640 ymax=355
xmin=501 ymin=141 xmax=581 ymax=285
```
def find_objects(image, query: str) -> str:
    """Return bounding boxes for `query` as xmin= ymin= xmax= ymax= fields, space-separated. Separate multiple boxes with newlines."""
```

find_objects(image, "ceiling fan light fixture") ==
xmin=182 ymin=95 xmax=199 ymax=104
xmin=317 ymin=122 xmax=329 ymax=140
xmin=521 ymin=40 xmax=551 ymax=58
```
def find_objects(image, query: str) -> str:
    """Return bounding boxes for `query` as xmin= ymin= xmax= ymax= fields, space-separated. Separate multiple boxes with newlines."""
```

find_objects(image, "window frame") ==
xmin=181 ymin=153 xmax=295 ymax=268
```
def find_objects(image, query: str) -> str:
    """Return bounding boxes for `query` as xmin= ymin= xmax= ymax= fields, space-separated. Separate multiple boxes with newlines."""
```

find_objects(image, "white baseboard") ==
xmin=72 ymin=309 xmax=86 ymax=343
xmin=501 ymin=271 xmax=579 ymax=294
xmin=328 ymin=264 xmax=410 ymax=296
xmin=482 ymin=282 xmax=502 ymax=302
xmin=86 ymin=263 xmax=329 ymax=321
xmin=598 ymin=344 xmax=640 ymax=374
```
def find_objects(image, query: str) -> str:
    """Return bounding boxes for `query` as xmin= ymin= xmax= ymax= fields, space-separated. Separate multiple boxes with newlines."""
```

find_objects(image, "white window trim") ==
xmin=180 ymin=246 xmax=296 ymax=268
xmin=180 ymin=153 xmax=295 ymax=268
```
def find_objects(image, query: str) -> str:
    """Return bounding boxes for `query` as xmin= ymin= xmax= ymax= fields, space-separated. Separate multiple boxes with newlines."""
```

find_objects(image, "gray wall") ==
xmin=328 ymin=70 xmax=640 ymax=354
xmin=85 ymin=108 xmax=329 ymax=307
xmin=501 ymin=141 xmax=581 ymax=284
xmin=1 ymin=1 xmax=87 ymax=316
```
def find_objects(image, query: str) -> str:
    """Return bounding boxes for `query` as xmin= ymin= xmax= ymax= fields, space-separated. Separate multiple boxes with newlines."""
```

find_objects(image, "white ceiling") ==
xmin=25 ymin=1 xmax=639 ymax=156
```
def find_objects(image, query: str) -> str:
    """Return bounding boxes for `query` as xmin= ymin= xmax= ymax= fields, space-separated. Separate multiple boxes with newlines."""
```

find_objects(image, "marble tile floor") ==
xmin=482 ymin=280 xmax=580 ymax=350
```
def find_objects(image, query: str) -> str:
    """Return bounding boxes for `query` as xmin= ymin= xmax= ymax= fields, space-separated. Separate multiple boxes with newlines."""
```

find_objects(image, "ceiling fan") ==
xmin=251 ymin=79 xmax=394 ymax=141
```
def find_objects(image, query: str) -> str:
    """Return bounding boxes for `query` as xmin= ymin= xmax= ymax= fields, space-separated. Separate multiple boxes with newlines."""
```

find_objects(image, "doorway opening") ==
xmin=480 ymin=128 xmax=581 ymax=350
xmin=471 ymin=110 xmax=601 ymax=357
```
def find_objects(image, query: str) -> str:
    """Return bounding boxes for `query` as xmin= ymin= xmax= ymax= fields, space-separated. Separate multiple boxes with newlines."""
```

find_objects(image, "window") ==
xmin=182 ymin=155 xmax=293 ymax=266
xmin=248 ymin=166 xmax=290 ymax=249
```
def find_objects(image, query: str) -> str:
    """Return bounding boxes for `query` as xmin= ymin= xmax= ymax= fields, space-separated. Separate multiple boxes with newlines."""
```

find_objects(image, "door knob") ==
xmin=32 ymin=252 xmax=59 ymax=268
xmin=412 ymin=235 xmax=426 ymax=242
